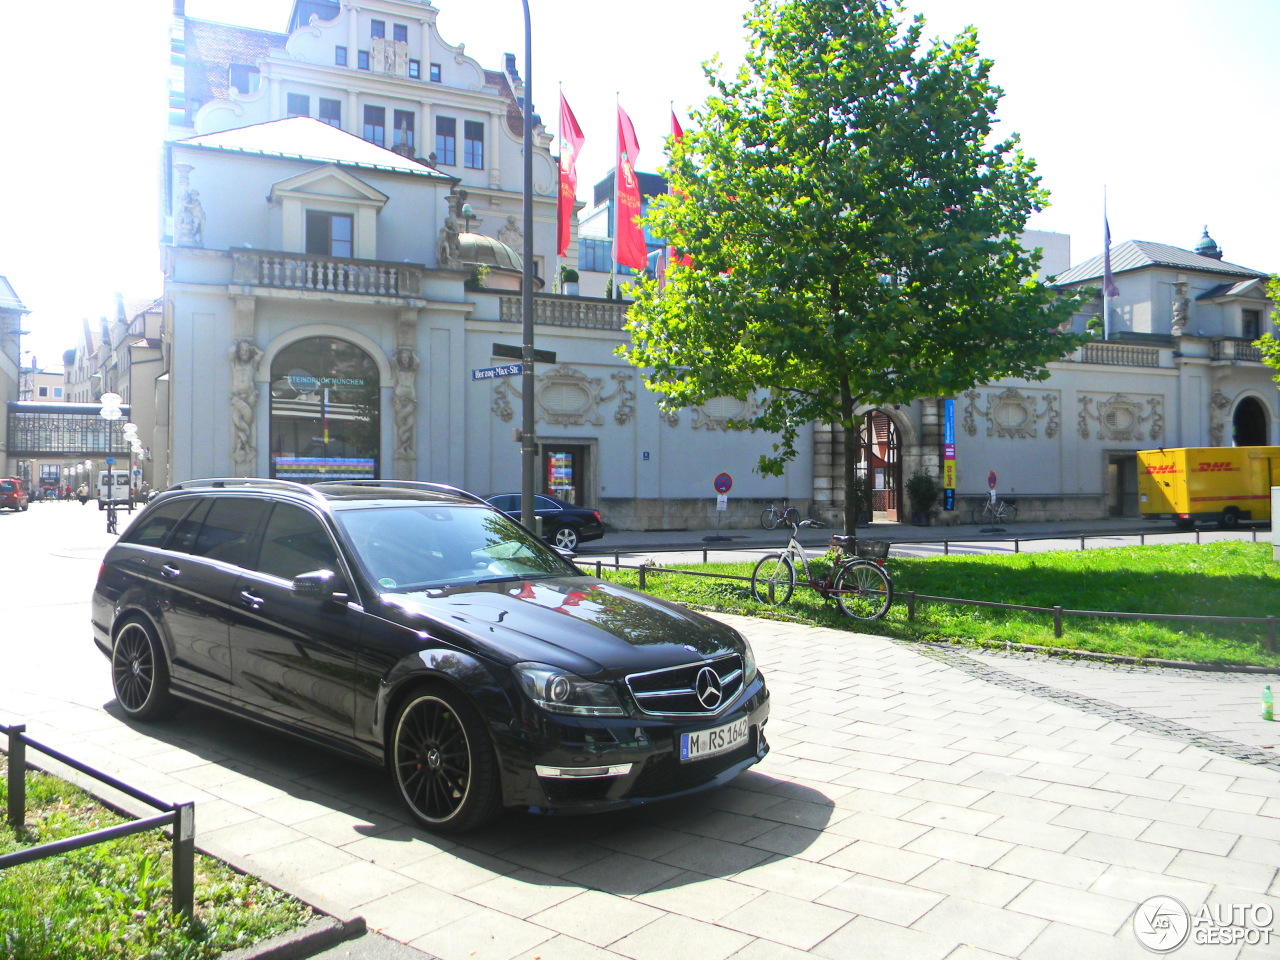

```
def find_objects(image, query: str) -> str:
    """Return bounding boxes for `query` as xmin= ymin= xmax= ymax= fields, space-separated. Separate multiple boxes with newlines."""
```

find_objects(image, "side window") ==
xmin=489 ymin=495 xmax=515 ymax=512
xmin=254 ymin=504 xmax=340 ymax=582
xmin=120 ymin=500 xmax=196 ymax=548
xmin=188 ymin=498 xmax=269 ymax=567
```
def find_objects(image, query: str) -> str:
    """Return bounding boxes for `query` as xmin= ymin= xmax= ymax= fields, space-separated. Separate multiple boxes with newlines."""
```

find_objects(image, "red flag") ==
xmin=615 ymin=105 xmax=647 ymax=270
xmin=669 ymin=110 xmax=692 ymax=269
xmin=557 ymin=93 xmax=585 ymax=258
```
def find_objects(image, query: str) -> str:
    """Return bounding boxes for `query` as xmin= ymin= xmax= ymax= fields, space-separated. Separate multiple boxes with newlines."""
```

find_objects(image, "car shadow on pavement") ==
xmin=101 ymin=698 xmax=835 ymax=894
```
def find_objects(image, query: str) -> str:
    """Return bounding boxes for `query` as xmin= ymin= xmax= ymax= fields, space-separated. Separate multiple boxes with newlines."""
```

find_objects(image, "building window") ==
xmin=370 ymin=19 xmax=385 ymax=38
xmin=228 ymin=64 xmax=260 ymax=95
xmin=393 ymin=110 xmax=415 ymax=150
xmin=363 ymin=105 xmax=385 ymax=146
xmin=393 ymin=23 xmax=408 ymax=43
xmin=335 ymin=45 xmax=347 ymax=66
xmin=37 ymin=386 xmax=48 ymax=398
xmin=464 ymin=120 xmax=484 ymax=169
xmin=357 ymin=50 xmax=370 ymax=70
xmin=319 ymin=97 xmax=341 ymax=127
xmin=435 ymin=117 xmax=456 ymax=165
xmin=305 ymin=211 xmax=354 ymax=258
xmin=1243 ymin=309 xmax=1261 ymax=340
xmin=429 ymin=62 xmax=441 ymax=82
xmin=54 ymin=387 xmax=63 ymax=398
xmin=286 ymin=93 xmax=310 ymax=118
xmin=408 ymin=59 xmax=420 ymax=79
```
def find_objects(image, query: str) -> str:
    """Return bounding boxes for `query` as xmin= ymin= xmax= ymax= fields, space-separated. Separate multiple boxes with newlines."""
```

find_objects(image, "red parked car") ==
xmin=0 ymin=478 xmax=30 ymax=511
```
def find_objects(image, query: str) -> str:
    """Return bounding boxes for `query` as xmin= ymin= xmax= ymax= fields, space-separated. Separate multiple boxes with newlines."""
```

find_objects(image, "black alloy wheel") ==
xmin=550 ymin=525 xmax=580 ymax=551
xmin=391 ymin=688 xmax=500 ymax=834
xmin=111 ymin=619 xmax=176 ymax=720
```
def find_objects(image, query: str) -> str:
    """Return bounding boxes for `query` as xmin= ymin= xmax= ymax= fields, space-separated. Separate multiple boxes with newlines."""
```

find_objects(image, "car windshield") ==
xmin=335 ymin=503 xmax=574 ymax=592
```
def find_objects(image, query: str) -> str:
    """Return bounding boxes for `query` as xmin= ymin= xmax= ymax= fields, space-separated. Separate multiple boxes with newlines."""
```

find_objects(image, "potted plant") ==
xmin=560 ymin=267 xmax=579 ymax=296
xmin=906 ymin=471 xmax=940 ymax=525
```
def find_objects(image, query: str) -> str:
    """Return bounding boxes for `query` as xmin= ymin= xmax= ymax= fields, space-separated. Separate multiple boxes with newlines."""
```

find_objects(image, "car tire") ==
xmin=550 ymin=525 xmax=580 ymax=551
xmin=1221 ymin=508 xmax=1240 ymax=529
xmin=111 ymin=618 xmax=177 ymax=720
xmin=390 ymin=685 xmax=502 ymax=834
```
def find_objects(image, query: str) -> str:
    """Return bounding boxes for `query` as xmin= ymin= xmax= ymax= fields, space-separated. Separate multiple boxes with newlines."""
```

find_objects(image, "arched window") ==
xmin=1233 ymin=396 xmax=1268 ymax=447
xmin=269 ymin=337 xmax=380 ymax=481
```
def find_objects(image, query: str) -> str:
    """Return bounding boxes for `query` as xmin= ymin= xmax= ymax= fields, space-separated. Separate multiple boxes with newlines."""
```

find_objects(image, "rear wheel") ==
xmin=833 ymin=561 xmax=892 ymax=622
xmin=751 ymin=554 xmax=795 ymax=605
xmin=1220 ymin=508 xmax=1240 ymax=529
xmin=111 ymin=619 xmax=176 ymax=720
xmin=550 ymin=525 xmax=580 ymax=551
xmin=1001 ymin=502 xmax=1018 ymax=523
xmin=783 ymin=507 xmax=801 ymax=526
xmin=391 ymin=686 xmax=501 ymax=834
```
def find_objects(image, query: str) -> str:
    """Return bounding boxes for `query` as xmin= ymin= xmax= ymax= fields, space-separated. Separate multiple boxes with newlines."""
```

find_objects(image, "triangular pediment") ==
xmin=270 ymin=164 xmax=389 ymax=206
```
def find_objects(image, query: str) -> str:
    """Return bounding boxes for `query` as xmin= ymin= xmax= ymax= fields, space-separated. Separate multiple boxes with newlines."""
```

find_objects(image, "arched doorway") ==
xmin=1233 ymin=396 xmax=1268 ymax=446
xmin=858 ymin=410 xmax=901 ymax=522
xmin=269 ymin=337 xmax=381 ymax=481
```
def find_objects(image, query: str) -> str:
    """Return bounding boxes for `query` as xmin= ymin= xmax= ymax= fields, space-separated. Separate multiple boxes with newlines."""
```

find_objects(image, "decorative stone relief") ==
xmin=962 ymin=387 xmax=1059 ymax=439
xmin=659 ymin=408 xmax=680 ymax=428
xmin=1077 ymin=392 xmax=1164 ymax=442
xmin=437 ymin=188 xmax=467 ymax=269
xmin=490 ymin=366 xmax=635 ymax=427
xmin=391 ymin=347 xmax=419 ymax=476
xmin=690 ymin=395 xmax=760 ymax=432
xmin=1171 ymin=281 xmax=1189 ymax=337
xmin=498 ymin=215 xmax=522 ymax=250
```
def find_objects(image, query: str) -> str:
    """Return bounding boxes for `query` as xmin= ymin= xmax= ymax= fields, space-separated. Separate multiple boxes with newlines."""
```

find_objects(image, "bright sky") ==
xmin=2 ymin=0 xmax=1277 ymax=368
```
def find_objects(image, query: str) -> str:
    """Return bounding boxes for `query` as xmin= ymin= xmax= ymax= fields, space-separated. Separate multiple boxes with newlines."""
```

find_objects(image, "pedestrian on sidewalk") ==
xmin=77 ymin=483 xmax=89 ymax=505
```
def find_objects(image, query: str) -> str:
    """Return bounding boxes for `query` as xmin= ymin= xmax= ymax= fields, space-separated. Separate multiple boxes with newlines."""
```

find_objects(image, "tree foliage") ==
xmin=1254 ymin=275 xmax=1280 ymax=385
xmin=621 ymin=0 xmax=1088 ymax=531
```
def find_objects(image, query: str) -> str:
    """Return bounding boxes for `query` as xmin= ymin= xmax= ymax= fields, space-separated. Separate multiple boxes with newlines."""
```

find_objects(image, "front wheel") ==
xmin=760 ymin=508 xmax=778 ymax=530
xmin=782 ymin=507 xmax=801 ymax=526
xmin=1001 ymin=502 xmax=1018 ymax=523
xmin=550 ymin=525 xmax=580 ymax=551
xmin=833 ymin=561 xmax=892 ymax=622
xmin=751 ymin=554 xmax=795 ymax=605
xmin=391 ymin=686 xmax=502 ymax=834
xmin=1220 ymin=508 xmax=1240 ymax=529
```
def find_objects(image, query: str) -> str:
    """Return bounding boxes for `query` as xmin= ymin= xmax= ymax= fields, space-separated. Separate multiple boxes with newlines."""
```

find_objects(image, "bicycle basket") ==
xmin=854 ymin=539 xmax=890 ymax=559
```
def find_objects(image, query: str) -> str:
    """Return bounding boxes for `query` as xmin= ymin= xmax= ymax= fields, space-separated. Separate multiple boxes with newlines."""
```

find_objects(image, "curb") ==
xmin=221 ymin=915 xmax=366 ymax=960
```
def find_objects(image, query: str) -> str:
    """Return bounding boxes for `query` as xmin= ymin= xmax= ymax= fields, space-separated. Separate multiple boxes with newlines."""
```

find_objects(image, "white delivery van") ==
xmin=98 ymin=470 xmax=131 ymax=509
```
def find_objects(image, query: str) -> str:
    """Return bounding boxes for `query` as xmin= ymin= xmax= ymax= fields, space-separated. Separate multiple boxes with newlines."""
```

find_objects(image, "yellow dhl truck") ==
xmin=1137 ymin=446 xmax=1280 ymax=529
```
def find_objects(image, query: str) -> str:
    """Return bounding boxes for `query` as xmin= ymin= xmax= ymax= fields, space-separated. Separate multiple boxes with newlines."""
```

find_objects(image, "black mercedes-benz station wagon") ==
xmin=92 ymin=479 xmax=769 ymax=833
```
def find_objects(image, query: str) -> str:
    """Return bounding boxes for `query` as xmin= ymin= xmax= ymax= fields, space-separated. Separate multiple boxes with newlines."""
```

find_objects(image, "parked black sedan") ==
xmin=485 ymin=493 xmax=605 ymax=551
xmin=92 ymin=479 xmax=768 ymax=834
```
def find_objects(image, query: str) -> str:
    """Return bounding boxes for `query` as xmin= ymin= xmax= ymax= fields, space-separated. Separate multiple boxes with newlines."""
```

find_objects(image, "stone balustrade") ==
xmin=499 ymin=295 xmax=629 ymax=330
xmin=231 ymin=249 xmax=422 ymax=298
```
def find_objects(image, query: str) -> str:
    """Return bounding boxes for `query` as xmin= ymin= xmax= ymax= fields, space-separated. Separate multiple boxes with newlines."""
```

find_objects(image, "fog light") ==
xmin=535 ymin=763 xmax=634 ymax=779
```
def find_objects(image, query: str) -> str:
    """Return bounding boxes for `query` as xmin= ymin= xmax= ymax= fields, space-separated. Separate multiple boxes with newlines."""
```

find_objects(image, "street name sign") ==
xmin=472 ymin=363 xmax=523 ymax=381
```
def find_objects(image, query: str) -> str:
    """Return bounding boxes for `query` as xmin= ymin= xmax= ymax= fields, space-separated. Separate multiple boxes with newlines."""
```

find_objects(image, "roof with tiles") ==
xmin=177 ymin=116 xmax=455 ymax=180
xmin=184 ymin=18 xmax=288 ymax=110
xmin=1052 ymin=239 xmax=1267 ymax=286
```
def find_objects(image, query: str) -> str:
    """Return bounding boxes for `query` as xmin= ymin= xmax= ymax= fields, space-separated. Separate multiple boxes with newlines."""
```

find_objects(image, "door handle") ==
xmin=160 ymin=564 xmax=180 ymax=579
xmin=239 ymin=590 xmax=264 ymax=610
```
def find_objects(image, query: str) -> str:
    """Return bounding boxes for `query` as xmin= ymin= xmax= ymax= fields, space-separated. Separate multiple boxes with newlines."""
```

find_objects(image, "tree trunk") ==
xmin=839 ymin=377 xmax=859 ymax=537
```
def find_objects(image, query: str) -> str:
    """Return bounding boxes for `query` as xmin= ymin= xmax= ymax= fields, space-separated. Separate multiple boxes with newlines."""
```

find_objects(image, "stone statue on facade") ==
xmin=1171 ymin=281 xmax=1188 ymax=337
xmin=177 ymin=189 xmax=205 ymax=247
xmin=229 ymin=339 xmax=264 ymax=471
xmin=437 ymin=188 xmax=470 ymax=269
xmin=391 ymin=347 xmax=420 ymax=475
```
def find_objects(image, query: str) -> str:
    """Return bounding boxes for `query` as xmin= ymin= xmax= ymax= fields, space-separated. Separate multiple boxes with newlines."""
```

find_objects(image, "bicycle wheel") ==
xmin=832 ymin=560 xmax=892 ymax=621
xmin=1002 ymin=501 xmax=1018 ymax=522
xmin=969 ymin=504 xmax=984 ymax=524
xmin=760 ymin=507 xmax=779 ymax=530
xmin=751 ymin=554 xmax=795 ymax=604
xmin=783 ymin=507 xmax=801 ymax=526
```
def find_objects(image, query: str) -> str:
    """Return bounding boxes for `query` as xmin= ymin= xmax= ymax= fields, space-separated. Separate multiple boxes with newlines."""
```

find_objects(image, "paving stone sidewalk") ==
xmin=5 ymin=607 xmax=1279 ymax=959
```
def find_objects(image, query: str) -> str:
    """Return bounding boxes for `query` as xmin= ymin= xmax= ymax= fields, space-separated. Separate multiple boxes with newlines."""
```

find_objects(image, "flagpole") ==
xmin=1103 ymin=187 xmax=1110 ymax=341
xmin=613 ymin=92 xmax=621 ymax=286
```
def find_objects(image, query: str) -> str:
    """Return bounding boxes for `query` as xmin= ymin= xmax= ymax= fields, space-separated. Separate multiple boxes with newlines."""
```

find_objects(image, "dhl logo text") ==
xmin=1194 ymin=462 xmax=1240 ymax=472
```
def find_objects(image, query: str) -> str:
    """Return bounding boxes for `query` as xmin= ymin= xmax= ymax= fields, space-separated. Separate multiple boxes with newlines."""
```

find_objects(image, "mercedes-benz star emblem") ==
xmin=695 ymin=666 xmax=724 ymax=710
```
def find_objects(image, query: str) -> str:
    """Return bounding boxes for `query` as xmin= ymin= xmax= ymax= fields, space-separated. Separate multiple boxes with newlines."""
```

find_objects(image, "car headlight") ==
xmin=513 ymin=663 xmax=627 ymax=716
xmin=742 ymin=638 xmax=758 ymax=684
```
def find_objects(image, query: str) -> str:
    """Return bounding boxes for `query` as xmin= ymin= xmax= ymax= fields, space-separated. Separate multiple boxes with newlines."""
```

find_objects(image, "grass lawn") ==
xmin=0 ymin=760 xmax=316 ymax=960
xmin=599 ymin=541 xmax=1280 ymax=667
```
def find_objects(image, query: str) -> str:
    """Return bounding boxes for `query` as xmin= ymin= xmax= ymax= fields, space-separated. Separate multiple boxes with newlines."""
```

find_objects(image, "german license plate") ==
xmin=680 ymin=718 xmax=749 ymax=761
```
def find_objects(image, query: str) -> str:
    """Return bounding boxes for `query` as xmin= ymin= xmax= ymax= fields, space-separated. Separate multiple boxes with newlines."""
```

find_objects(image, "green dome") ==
xmin=457 ymin=233 xmax=522 ymax=272
xmin=1194 ymin=226 xmax=1222 ymax=260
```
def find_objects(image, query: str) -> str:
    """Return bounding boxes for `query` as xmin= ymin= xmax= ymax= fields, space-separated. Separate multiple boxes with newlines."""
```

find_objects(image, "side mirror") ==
xmin=292 ymin=569 xmax=349 ymax=604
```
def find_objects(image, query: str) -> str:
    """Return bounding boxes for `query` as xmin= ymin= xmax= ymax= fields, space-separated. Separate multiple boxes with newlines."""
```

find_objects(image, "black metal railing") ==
xmin=2 ymin=723 xmax=195 ymax=916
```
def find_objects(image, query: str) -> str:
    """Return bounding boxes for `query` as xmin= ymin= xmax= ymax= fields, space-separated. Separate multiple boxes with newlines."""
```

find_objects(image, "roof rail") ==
xmin=312 ymin=479 xmax=488 ymax=506
xmin=166 ymin=477 xmax=328 ymax=503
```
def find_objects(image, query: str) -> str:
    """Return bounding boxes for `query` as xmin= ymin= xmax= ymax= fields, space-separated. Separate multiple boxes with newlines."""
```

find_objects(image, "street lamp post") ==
xmin=518 ymin=0 xmax=537 ymax=536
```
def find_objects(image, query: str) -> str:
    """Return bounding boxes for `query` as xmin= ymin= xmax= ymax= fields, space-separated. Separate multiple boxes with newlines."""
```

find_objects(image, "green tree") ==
xmin=622 ymin=0 xmax=1088 ymax=533
xmin=1254 ymin=275 xmax=1280 ymax=383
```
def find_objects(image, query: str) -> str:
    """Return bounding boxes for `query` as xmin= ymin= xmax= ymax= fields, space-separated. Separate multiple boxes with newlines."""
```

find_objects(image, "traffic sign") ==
xmin=472 ymin=363 xmax=523 ymax=381
xmin=987 ymin=470 xmax=997 ymax=490
xmin=105 ymin=457 xmax=115 ymax=465
xmin=714 ymin=472 xmax=733 ymax=494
